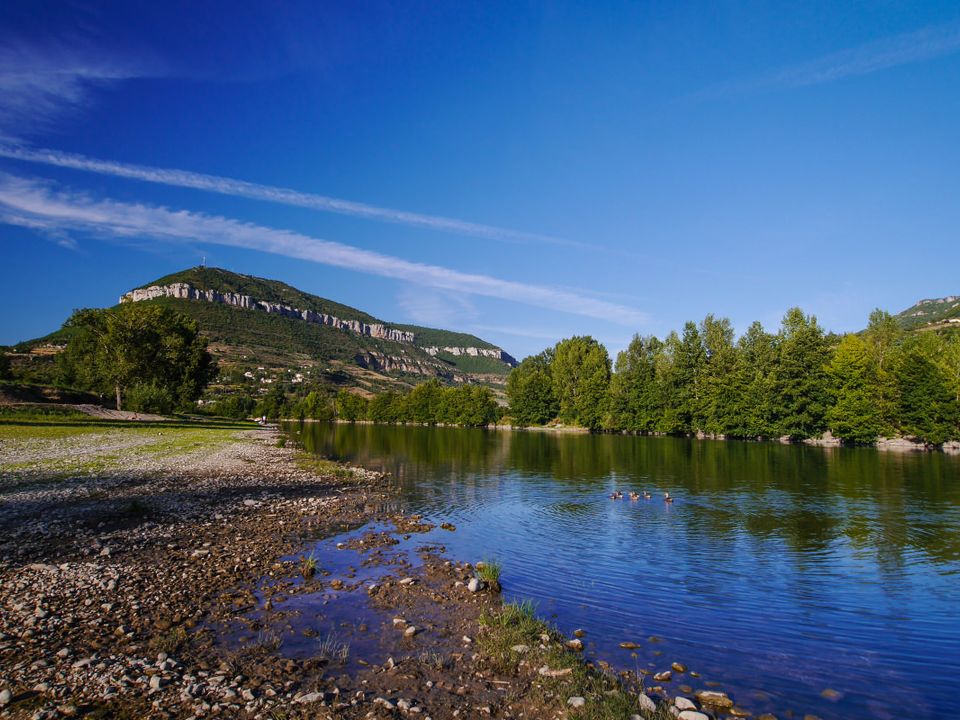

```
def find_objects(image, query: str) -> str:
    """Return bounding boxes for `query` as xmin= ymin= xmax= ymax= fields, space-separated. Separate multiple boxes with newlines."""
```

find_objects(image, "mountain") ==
xmin=894 ymin=295 xmax=960 ymax=330
xmin=16 ymin=267 xmax=517 ymax=397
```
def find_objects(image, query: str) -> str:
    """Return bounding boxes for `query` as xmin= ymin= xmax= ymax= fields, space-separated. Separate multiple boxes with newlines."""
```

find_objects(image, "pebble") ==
xmin=678 ymin=712 xmax=709 ymax=720
xmin=672 ymin=662 xmax=687 ymax=673
xmin=619 ymin=641 xmax=641 ymax=649
xmin=653 ymin=671 xmax=672 ymax=682
xmin=296 ymin=692 xmax=323 ymax=704
xmin=0 ymin=689 xmax=11 ymax=705
xmin=567 ymin=696 xmax=586 ymax=708
xmin=404 ymin=626 xmax=417 ymax=637
xmin=467 ymin=578 xmax=483 ymax=592
xmin=637 ymin=694 xmax=657 ymax=713
xmin=566 ymin=639 xmax=584 ymax=651
xmin=675 ymin=697 xmax=697 ymax=710
xmin=510 ymin=644 xmax=530 ymax=654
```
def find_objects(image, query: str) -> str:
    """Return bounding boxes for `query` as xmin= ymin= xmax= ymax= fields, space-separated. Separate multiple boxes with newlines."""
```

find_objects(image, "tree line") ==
xmin=204 ymin=379 xmax=499 ymax=427
xmin=507 ymin=308 xmax=960 ymax=445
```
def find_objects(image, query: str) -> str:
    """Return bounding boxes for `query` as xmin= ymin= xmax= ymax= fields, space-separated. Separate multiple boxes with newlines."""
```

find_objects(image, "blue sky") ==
xmin=1 ymin=1 xmax=959 ymax=358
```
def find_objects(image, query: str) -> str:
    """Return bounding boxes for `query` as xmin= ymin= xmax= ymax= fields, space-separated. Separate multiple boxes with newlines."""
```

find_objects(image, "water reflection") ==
xmin=290 ymin=422 xmax=960 ymax=720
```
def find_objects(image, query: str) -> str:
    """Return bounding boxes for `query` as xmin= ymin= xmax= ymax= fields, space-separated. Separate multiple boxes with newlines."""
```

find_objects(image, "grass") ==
xmin=300 ymin=550 xmax=318 ymax=578
xmin=316 ymin=632 xmax=349 ymax=664
xmin=295 ymin=454 xmax=358 ymax=481
xmin=151 ymin=625 xmax=188 ymax=655
xmin=477 ymin=600 xmax=672 ymax=720
xmin=0 ymin=418 xmax=249 ymax=478
xmin=475 ymin=558 xmax=502 ymax=588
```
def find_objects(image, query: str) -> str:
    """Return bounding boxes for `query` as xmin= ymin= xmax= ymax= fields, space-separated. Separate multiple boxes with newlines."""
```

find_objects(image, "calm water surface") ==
xmin=291 ymin=422 xmax=960 ymax=720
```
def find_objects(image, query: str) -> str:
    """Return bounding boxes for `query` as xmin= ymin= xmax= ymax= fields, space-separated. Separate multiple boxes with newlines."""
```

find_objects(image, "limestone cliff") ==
xmin=423 ymin=345 xmax=517 ymax=366
xmin=122 ymin=283 xmax=415 ymax=343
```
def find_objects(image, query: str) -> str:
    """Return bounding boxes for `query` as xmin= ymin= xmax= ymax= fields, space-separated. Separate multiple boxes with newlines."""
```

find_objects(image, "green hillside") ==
xmin=8 ymin=266 xmax=516 ymax=401
xmin=895 ymin=294 xmax=960 ymax=330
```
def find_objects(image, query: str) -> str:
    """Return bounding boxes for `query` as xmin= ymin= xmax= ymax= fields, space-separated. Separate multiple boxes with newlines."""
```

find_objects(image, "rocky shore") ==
xmin=0 ymin=424 xmax=755 ymax=719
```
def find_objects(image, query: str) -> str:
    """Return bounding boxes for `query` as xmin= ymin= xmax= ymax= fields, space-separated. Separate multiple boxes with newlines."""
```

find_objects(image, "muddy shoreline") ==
xmin=0 ymin=425 xmax=751 ymax=719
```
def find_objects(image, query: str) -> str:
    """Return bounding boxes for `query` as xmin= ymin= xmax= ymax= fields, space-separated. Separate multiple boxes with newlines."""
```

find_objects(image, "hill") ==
xmin=895 ymin=294 xmax=960 ymax=330
xmin=12 ymin=266 xmax=517 ymax=399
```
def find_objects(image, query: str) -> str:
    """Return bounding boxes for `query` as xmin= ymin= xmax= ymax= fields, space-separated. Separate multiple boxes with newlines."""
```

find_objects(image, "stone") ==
xmin=675 ymin=697 xmax=696 ymax=710
xmin=510 ymin=644 xmax=530 ymax=654
xmin=678 ymin=712 xmax=709 ymax=720
xmin=149 ymin=675 xmax=166 ymax=690
xmin=404 ymin=626 xmax=417 ymax=637
xmin=619 ymin=641 xmax=641 ymax=649
xmin=467 ymin=578 xmax=483 ymax=593
xmin=820 ymin=688 xmax=842 ymax=701
xmin=0 ymin=689 xmax=11 ymax=705
xmin=653 ymin=671 xmax=672 ymax=682
xmin=637 ymin=694 xmax=657 ymax=713
xmin=671 ymin=662 xmax=687 ymax=673
xmin=295 ymin=692 xmax=323 ymax=704
xmin=695 ymin=690 xmax=733 ymax=708
xmin=574 ymin=628 xmax=585 ymax=638
xmin=538 ymin=666 xmax=573 ymax=678
xmin=567 ymin=696 xmax=586 ymax=708
xmin=566 ymin=639 xmax=584 ymax=651
xmin=399 ymin=577 xmax=415 ymax=585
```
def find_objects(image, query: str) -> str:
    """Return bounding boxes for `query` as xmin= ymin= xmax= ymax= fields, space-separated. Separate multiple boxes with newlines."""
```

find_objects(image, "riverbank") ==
xmin=0 ymin=421 xmax=715 ymax=719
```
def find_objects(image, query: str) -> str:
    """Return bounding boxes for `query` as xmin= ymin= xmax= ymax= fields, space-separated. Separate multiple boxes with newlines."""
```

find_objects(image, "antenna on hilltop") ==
xmin=201 ymin=256 xmax=206 ymax=268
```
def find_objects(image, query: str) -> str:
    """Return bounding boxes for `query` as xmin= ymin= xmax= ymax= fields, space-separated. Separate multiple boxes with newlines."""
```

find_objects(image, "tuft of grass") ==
xmin=151 ymin=625 xmax=188 ymax=655
xmin=300 ymin=550 xmax=318 ymax=578
xmin=475 ymin=558 xmax=502 ymax=590
xmin=275 ymin=436 xmax=287 ymax=448
xmin=255 ymin=630 xmax=283 ymax=652
xmin=316 ymin=632 xmax=349 ymax=664
xmin=417 ymin=651 xmax=452 ymax=671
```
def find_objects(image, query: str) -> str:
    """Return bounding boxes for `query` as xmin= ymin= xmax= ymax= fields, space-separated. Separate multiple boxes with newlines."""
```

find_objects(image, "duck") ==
xmin=629 ymin=492 xmax=640 ymax=501
xmin=608 ymin=490 xmax=624 ymax=500
xmin=663 ymin=492 xmax=674 ymax=503
xmin=642 ymin=490 xmax=652 ymax=500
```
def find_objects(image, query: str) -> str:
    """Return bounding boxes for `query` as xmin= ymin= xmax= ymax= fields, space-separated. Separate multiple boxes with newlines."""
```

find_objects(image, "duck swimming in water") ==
xmin=608 ymin=491 xmax=624 ymax=500
xmin=629 ymin=491 xmax=640 ymax=501
xmin=663 ymin=492 xmax=674 ymax=503
xmin=643 ymin=490 xmax=652 ymax=500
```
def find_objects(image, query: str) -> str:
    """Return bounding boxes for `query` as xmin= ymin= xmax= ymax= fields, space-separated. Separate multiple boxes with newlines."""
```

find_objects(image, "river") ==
xmin=290 ymin=421 xmax=960 ymax=720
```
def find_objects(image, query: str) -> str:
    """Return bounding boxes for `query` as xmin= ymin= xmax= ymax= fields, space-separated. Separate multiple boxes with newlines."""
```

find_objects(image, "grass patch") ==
xmin=151 ymin=625 xmax=188 ymax=655
xmin=300 ymin=550 xmax=318 ymax=578
xmin=316 ymin=632 xmax=349 ymax=664
xmin=475 ymin=558 xmax=502 ymax=589
xmin=477 ymin=600 xmax=669 ymax=720
xmin=295 ymin=454 xmax=357 ymax=481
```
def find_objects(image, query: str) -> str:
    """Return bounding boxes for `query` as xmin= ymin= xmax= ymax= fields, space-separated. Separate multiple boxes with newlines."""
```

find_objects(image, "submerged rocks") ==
xmin=696 ymin=690 xmax=734 ymax=708
xmin=619 ymin=641 xmax=641 ymax=649
xmin=653 ymin=670 xmax=672 ymax=682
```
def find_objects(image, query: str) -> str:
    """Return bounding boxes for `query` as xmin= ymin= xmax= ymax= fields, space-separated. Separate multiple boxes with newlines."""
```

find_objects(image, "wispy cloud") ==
xmin=698 ymin=21 xmax=960 ymax=97
xmin=396 ymin=287 xmax=477 ymax=327
xmin=0 ymin=42 xmax=154 ymax=140
xmin=0 ymin=144 xmax=583 ymax=248
xmin=0 ymin=173 xmax=647 ymax=326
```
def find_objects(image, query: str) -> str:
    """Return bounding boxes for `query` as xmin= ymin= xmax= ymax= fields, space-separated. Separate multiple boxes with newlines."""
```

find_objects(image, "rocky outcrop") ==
xmin=122 ymin=283 xmax=415 ymax=343
xmin=353 ymin=351 xmax=454 ymax=378
xmin=423 ymin=346 xmax=517 ymax=367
